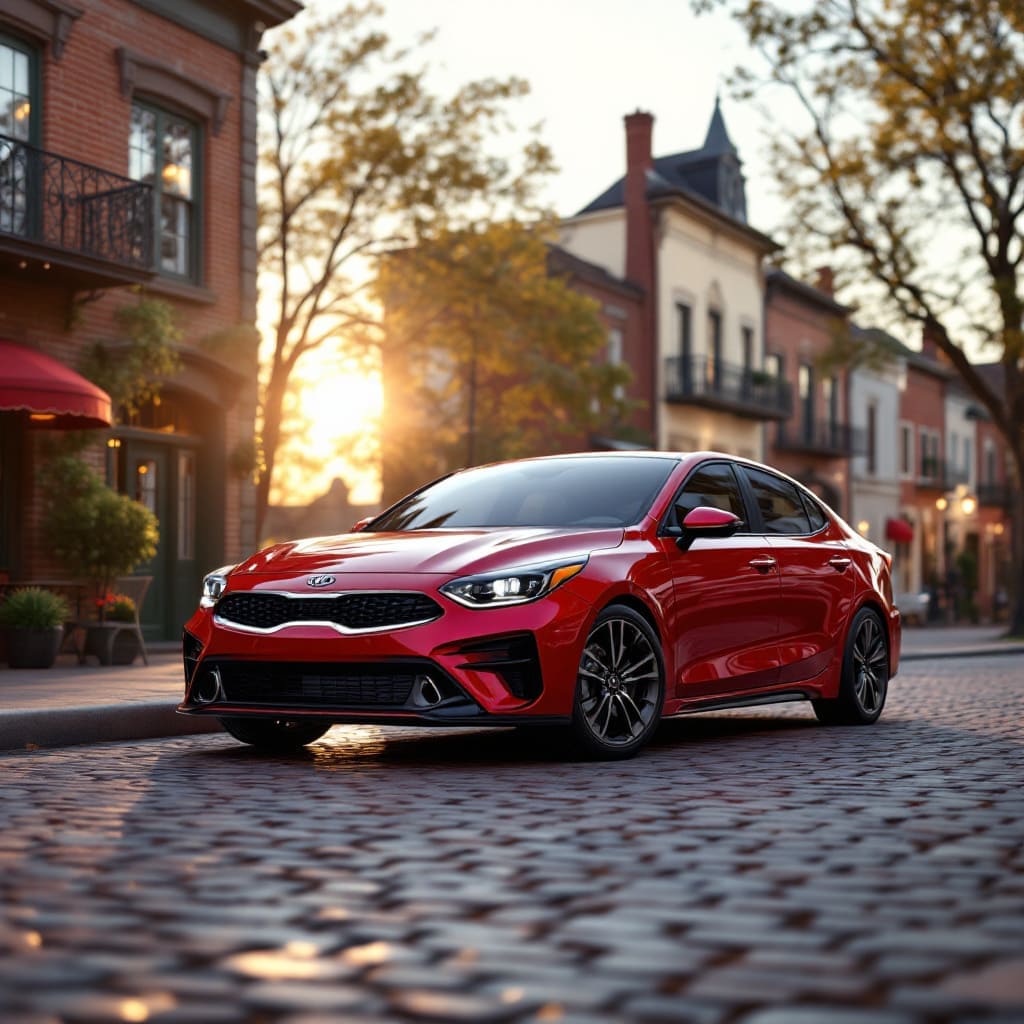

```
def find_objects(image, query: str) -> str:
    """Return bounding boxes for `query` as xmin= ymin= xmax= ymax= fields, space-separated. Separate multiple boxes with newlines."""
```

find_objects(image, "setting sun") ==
xmin=300 ymin=369 xmax=382 ymax=450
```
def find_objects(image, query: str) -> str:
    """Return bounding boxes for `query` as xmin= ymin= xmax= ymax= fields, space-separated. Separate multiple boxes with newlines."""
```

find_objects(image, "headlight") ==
xmin=199 ymin=565 xmax=235 ymax=608
xmin=440 ymin=559 xmax=587 ymax=608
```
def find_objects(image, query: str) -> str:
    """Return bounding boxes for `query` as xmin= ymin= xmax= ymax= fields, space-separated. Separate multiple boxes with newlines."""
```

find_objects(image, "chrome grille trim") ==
xmin=213 ymin=590 xmax=443 ymax=635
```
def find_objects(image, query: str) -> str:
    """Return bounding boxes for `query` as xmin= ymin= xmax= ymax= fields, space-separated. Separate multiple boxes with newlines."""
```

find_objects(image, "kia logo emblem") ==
xmin=306 ymin=575 xmax=335 ymax=588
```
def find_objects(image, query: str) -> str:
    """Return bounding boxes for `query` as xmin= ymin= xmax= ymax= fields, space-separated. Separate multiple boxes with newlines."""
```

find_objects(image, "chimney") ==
xmin=623 ymin=111 xmax=657 ymax=441
xmin=624 ymin=111 xmax=654 ymax=292
xmin=814 ymin=265 xmax=835 ymax=296
xmin=921 ymin=320 xmax=946 ymax=362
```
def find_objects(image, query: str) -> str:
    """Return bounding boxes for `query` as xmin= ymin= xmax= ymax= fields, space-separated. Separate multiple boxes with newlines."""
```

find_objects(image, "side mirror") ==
xmin=675 ymin=506 xmax=742 ymax=550
xmin=351 ymin=517 xmax=374 ymax=533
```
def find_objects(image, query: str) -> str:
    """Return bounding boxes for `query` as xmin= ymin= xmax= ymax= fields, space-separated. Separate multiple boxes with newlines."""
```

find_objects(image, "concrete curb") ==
xmin=901 ymin=646 xmax=1024 ymax=662
xmin=0 ymin=702 xmax=221 ymax=752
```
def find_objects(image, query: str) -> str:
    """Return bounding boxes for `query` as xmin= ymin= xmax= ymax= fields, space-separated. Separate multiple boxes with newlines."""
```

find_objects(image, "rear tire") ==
xmin=219 ymin=717 xmax=330 ymax=751
xmin=569 ymin=604 xmax=665 ymax=759
xmin=813 ymin=607 xmax=888 ymax=726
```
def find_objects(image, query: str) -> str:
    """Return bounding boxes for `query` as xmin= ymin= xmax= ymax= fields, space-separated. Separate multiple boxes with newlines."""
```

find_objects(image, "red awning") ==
xmin=0 ymin=340 xmax=111 ymax=429
xmin=885 ymin=517 xmax=914 ymax=543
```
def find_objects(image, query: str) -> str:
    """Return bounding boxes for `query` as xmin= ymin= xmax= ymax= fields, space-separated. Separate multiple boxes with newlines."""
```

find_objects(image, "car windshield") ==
xmin=369 ymin=456 xmax=679 ymax=531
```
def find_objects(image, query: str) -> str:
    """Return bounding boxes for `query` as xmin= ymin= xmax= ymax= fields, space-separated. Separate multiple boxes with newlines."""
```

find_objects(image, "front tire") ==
xmin=569 ymin=604 xmax=665 ymax=759
xmin=219 ymin=717 xmax=330 ymax=751
xmin=813 ymin=607 xmax=888 ymax=726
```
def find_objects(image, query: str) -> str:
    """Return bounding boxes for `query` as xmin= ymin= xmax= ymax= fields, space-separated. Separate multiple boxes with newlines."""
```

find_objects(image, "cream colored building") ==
xmin=559 ymin=103 xmax=786 ymax=457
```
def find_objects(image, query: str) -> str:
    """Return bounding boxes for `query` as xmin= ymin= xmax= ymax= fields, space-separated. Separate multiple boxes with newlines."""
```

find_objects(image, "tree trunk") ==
xmin=1007 ymin=447 xmax=1024 ymax=639
xmin=255 ymin=370 xmax=288 ymax=543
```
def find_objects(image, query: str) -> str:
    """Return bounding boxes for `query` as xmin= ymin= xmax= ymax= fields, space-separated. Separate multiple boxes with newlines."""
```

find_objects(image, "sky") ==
xmin=370 ymin=0 xmax=783 ymax=229
xmin=272 ymin=0 xmax=788 ymax=507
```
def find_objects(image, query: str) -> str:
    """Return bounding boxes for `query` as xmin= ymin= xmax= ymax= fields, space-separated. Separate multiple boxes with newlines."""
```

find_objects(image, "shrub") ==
xmin=0 ymin=588 xmax=71 ymax=630
xmin=41 ymin=455 xmax=158 ymax=602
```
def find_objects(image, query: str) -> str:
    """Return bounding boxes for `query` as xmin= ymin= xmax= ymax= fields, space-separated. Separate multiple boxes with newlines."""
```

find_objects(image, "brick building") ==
xmin=763 ymin=267 xmax=856 ymax=517
xmin=0 ymin=0 xmax=300 ymax=641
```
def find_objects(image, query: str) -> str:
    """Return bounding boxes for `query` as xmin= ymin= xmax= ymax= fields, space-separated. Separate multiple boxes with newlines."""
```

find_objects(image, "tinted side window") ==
xmin=801 ymin=492 xmax=828 ymax=533
xmin=673 ymin=463 xmax=745 ymax=523
xmin=744 ymin=468 xmax=811 ymax=535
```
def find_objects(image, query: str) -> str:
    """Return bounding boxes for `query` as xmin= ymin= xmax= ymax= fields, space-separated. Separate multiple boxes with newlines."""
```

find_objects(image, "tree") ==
xmin=257 ymin=2 xmax=553 ymax=532
xmin=375 ymin=220 xmax=630 ymax=504
xmin=697 ymin=0 xmax=1024 ymax=635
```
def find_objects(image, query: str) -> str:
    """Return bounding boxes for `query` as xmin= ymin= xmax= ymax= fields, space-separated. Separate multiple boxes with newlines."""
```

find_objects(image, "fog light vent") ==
xmin=411 ymin=674 xmax=444 ymax=708
xmin=194 ymin=667 xmax=223 ymax=705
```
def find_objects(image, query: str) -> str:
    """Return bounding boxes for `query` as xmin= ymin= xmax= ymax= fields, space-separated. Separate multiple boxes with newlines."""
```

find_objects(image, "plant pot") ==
xmin=5 ymin=626 xmax=64 ymax=669
xmin=110 ymin=627 xmax=140 ymax=665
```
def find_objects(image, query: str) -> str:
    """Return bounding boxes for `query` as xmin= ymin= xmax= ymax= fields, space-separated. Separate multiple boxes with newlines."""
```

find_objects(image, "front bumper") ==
xmin=179 ymin=577 xmax=594 ymax=724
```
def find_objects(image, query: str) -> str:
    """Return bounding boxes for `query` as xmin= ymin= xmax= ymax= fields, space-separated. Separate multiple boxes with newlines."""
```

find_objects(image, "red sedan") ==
xmin=180 ymin=452 xmax=900 ymax=759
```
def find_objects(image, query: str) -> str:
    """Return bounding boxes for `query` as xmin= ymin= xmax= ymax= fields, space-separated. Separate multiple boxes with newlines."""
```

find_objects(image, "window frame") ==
xmin=0 ymin=31 xmax=41 ymax=144
xmin=660 ymin=459 xmax=750 ymax=536
xmin=739 ymin=464 xmax=813 ymax=536
xmin=129 ymin=98 xmax=203 ymax=284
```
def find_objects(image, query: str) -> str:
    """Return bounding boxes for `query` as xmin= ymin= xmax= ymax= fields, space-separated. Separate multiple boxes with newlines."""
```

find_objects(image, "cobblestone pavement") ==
xmin=1 ymin=656 xmax=1022 ymax=1024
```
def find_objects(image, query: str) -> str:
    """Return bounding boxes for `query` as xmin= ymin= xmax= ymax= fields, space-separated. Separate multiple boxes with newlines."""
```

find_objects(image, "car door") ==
xmin=738 ymin=466 xmax=855 ymax=685
xmin=656 ymin=460 xmax=782 ymax=700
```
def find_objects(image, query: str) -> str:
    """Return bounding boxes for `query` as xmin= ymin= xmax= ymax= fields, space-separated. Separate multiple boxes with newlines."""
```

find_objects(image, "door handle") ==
xmin=828 ymin=557 xmax=852 ymax=573
xmin=748 ymin=556 xmax=777 ymax=574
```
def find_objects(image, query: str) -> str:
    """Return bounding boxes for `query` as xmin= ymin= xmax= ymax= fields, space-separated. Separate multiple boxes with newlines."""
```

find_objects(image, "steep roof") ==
xmin=577 ymin=101 xmax=748 ymax=224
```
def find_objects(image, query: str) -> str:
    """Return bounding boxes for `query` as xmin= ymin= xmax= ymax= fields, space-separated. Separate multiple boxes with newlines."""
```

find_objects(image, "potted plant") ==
xmin=41 ymin=456 xmax=158 ymax=615
xmin=101 ymin=593 xmax=140 ymax=665
xmin=0 ymin=587 xmax=71 ymax=669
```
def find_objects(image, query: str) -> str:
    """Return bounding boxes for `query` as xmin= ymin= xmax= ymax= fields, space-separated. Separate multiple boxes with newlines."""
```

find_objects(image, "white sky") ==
xmin=368 ymin=0 xmax=784 ymax=229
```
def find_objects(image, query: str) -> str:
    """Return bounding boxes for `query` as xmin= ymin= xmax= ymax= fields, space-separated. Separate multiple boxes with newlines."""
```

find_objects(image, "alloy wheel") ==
xmin=577 ymin=615 xmax=661 ymax=747
xmin=852 ymin=613 xmax=888 ymax=714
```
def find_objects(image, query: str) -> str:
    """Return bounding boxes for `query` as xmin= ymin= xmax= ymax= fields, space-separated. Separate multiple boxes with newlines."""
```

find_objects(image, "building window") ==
xmin=866 ymin=402 xmax=877 ymax=475
xmin=985 ymin=439 xmax=997 ymax=483
xmin=607 ymin=326 xmax=624 ymax=400
xmin=707 ymin=309 xmax=722 ymax=386
xmin=130 ymin=101 xmax=200 ymax=281
xmin=765 ymin=352 xmax=783 ymax=380
xmin=0 ymin=36 xmax=35 ymax=141
xmin=0 ymin=35 xmax=38 ymax=237
xmin=177 ymin=452 xmax=195 ymax=560
xmin=677 ymin=302 xmax=692 ymax=390
xmin=799 ymin=363 xmax=814 ymax=438
xmin=899 ymin=422 xmax=914 ymax=478
xmin=741 ymin=325 xmax=753 ymax=373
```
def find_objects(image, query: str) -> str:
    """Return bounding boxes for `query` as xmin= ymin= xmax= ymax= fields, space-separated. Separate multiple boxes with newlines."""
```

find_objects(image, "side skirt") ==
xmin=672 ymin=689 xmax=816 ymax=715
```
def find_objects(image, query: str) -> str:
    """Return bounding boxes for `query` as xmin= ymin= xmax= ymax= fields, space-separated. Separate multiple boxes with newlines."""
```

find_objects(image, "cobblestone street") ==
xmin=2 ymin=655 xmax=1022 ymax=1024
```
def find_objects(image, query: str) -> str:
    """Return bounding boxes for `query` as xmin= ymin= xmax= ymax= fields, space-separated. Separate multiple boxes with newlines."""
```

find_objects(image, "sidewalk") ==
xmin=1 ymin=626 xmax=1022 ymax=752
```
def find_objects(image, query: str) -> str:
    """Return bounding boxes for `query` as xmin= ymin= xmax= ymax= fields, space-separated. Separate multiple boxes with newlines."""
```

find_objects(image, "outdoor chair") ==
xmin=111 ymin=574 xmax=152 ymax=666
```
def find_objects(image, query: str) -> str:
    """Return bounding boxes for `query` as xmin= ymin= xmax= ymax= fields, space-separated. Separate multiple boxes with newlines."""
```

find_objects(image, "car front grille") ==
xmin=215 ymin=591 xmax=442 ymax=632
xmin=214 ymin=661 xmax=426 ymax=708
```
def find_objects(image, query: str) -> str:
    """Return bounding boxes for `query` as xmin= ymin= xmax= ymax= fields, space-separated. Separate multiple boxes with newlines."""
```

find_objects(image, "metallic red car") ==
xmin=180 ymin=452 xmax=900 ymax=759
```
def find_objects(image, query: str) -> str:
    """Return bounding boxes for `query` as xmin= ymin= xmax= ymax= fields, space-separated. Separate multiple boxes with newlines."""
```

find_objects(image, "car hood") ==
xmin=234 ymin=528 xmax=624 ymax=578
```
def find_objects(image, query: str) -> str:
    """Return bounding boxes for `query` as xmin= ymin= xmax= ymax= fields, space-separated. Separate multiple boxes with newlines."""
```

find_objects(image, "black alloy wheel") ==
xmin=570 ymin=604 xmax=665 ymax=759
xmin=813 ymin=607 xmax=889 ymax=725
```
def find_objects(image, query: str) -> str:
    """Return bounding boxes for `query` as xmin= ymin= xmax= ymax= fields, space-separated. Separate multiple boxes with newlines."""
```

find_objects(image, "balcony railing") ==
xmin=977 ymin=482 xmax=1013 ymax=509
xmin=0 ymin=132 xmax=153 ymax=285
xmin=916 ymin=458 xmax=972 ymax=491
xmin=776 ymin=419 xmax=866 ymax=457
xmin=664 ymin=356 xmax=792 ymax=421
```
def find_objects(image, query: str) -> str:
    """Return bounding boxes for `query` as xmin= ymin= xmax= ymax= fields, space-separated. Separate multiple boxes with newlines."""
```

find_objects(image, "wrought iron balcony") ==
xmin=776 ymin=419 xmax=866 ymax=458
xmin=0 ymin=132 xmax=154 ymax=288
xmin=664 ymin=356 xmax=792 ymax=421
xmin=977 ymin=482 xmax=1013 ymax=509
xmin=916 ymin=457 xmax=970 ymax=490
